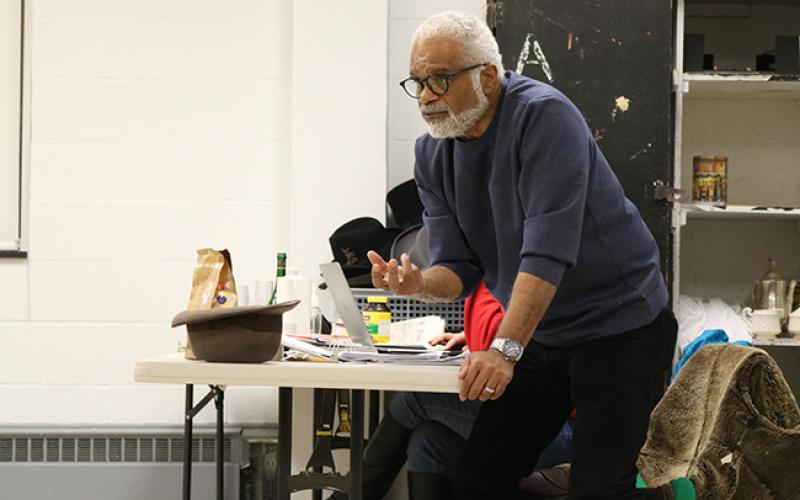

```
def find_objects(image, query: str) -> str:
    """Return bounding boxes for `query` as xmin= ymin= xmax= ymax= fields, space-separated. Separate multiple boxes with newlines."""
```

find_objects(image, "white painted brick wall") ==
xmin=288 ymin=0 xmax=388 ymax=281
xmin=0 ymin=263 xmax=29 ymax=320
xmin=0 ymin=0 xmax=294 ymax=426
xmin=0 ymin=323 xmax=41 ymax=384
xmin=0 ymin=0 xmax=458 ymax=434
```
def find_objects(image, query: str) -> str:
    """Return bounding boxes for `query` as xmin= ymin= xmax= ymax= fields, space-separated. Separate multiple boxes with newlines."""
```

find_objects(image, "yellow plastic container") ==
xmin=363 ymin=296 xmax=391 ymax=343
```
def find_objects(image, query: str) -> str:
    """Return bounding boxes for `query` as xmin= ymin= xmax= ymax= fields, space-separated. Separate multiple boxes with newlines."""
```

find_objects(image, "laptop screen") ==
xmin=319 ymin=262 xmax=378 ymax=352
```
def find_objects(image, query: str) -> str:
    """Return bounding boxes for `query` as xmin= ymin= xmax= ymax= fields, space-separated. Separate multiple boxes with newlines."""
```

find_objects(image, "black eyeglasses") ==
xmin=399 ymin=63 xmax=489 ymax=99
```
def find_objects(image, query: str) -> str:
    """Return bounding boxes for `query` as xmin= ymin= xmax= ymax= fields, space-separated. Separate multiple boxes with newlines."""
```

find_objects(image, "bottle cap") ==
xmin=367 ymin=296 xmax=389 ymax=304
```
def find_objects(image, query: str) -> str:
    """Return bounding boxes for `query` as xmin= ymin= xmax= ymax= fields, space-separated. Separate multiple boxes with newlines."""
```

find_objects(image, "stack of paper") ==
xmin=337 ymin=350 xmax=466 ymax=365
xmin=281 ymin=336 xmax=334 ymax=358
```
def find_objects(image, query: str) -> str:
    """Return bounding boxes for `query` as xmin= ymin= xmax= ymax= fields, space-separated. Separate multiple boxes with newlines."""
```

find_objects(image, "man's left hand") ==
xmin=458 ymin=350 xmax=514 ymax=401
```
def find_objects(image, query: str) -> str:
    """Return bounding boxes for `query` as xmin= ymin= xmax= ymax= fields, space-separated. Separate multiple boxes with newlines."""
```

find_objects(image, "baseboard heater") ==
xmin=0 ymin=427 xmax=277 ymax=500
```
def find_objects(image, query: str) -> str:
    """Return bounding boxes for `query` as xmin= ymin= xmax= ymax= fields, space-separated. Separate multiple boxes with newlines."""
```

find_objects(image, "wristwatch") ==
xmin=489 ymin=338 xmax=524 ymax=363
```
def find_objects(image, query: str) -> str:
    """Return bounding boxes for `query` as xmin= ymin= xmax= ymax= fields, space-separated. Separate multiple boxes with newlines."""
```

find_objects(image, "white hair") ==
xmin=412 ymin=11 xmax=505 ymax=82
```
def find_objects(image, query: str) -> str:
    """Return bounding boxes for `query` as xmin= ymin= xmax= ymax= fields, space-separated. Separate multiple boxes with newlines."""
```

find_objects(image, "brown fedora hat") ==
xmin=172 ymin=301 xmax=299 ymax=363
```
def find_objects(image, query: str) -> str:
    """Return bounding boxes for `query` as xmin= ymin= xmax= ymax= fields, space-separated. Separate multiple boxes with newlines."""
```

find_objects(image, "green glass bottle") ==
xmin=269 ymin=252 xmax=287 ymax=305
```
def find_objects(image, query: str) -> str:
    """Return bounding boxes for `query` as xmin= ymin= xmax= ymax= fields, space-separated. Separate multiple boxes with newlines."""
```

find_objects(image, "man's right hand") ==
xmin=367 ymin=250 xmax=424 ymax=296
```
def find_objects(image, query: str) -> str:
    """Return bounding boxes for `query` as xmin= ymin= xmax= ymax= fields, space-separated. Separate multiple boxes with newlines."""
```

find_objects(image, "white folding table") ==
xmin=134 ymin=354 xmax=460 ymax=500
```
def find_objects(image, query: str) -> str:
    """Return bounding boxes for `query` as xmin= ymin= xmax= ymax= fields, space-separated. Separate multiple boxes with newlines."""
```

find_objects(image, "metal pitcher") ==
xmin=753 ymin=259 xmax=797 ymax=325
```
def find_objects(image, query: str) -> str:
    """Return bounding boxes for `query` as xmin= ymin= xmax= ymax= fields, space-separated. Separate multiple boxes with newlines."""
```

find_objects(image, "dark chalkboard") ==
xmin=490 ymin=0 xmax=674 ymax=288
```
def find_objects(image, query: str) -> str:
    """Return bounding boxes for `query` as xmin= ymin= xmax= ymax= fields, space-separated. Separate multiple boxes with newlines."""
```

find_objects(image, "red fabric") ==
xmin=464 ymin=282 xmax=505 ymax=352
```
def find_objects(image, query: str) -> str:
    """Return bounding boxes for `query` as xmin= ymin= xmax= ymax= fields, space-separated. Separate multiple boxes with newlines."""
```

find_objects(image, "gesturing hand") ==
xmin=367 ymin=250 xmax=424 ymax=297
xmin=429 ymin=332 xmax=468 ymax=351
xmin=458 ymin=350 xmax=514 ymax=401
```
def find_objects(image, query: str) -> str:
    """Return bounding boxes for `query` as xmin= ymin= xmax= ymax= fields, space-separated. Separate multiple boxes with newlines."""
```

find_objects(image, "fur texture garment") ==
xmin=637 ymin=344 xmax=800 ymax=499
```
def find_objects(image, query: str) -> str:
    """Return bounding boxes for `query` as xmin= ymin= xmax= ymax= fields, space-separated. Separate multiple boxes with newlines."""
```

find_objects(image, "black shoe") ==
xmin=407 ymin=471 xmax=456 ymax=500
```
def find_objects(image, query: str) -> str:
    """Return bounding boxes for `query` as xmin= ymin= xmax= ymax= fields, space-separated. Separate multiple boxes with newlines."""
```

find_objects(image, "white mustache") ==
xmin=419 ymin=103 xmax=453 ymax=115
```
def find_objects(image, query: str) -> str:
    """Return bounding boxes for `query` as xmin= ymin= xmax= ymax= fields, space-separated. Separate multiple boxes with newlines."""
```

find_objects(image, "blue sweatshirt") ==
xmin=415 ymin=71 xmax=668 ymax=346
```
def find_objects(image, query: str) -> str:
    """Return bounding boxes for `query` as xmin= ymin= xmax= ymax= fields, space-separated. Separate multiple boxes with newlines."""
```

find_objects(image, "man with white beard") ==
xmin=368 ymin=10 xmax=678 ymax=500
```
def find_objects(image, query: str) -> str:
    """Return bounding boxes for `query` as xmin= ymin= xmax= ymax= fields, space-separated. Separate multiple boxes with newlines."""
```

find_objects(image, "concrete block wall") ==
xmin=0 ymin=0 xmax=387 ymax=429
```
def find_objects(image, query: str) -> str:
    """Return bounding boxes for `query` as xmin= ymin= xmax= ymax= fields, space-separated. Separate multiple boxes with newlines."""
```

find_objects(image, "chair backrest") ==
xmin=390 ymin=224 xmax=429 ymax=269
xmin=386 ymin=179 xmax=424 ymax=229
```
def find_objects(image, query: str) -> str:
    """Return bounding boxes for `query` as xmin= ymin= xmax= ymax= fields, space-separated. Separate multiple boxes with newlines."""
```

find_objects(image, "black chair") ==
xmin=386 ymin=179 xmax=424 ymax=230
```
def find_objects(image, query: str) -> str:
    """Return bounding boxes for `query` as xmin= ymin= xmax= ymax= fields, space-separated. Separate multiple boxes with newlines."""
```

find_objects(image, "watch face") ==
xmin=505 ymin=341 xmax=523 ymax=360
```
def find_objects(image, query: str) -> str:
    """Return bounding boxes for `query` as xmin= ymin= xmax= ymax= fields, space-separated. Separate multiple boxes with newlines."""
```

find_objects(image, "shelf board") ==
xmin=686 ymin=0 xmax=800 ymax=4
xmin=752 ymin=337 xmax=800 ymax=347
xmin=681 ymin=203 xmax=800 ymax=220
xmin=684 ymin=73 xmax=800 ymax=100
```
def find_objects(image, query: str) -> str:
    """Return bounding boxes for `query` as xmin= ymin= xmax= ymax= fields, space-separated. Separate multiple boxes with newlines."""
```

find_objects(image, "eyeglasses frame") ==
xmin=399 ymin=63 xmax=490 ymax=99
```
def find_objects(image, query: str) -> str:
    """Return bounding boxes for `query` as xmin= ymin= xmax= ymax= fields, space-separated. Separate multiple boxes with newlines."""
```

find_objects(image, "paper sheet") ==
xmin=389 ymin=316 xmax=447 ymax=347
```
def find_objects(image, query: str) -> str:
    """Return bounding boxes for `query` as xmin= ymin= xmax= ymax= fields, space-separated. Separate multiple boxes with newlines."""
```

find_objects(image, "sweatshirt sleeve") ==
xmin=516 ymin=96 xmax=593 ymax=288
xmin=414 ymin=140 xmax=482 ymax=299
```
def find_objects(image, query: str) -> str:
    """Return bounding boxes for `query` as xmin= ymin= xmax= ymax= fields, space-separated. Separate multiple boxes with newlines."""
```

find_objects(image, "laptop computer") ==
xmin=319 ymin=262 xmax=433 ymax=354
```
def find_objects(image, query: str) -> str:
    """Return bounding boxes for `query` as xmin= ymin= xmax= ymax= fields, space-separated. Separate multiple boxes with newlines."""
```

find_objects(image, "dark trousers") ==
xmin=454 ymin=309 xmax=678 ymax=500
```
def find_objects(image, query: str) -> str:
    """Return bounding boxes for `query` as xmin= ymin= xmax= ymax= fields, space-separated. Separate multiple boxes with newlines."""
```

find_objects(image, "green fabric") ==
xmin=636 ymin=474 xmax=696 ymax=500
xmin=671 ymin=477 xmax=696 ymax=500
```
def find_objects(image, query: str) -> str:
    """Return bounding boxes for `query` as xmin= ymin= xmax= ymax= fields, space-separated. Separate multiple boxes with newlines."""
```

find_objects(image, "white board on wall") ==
xmin=0 ymin=0 xmax=22 ymax=248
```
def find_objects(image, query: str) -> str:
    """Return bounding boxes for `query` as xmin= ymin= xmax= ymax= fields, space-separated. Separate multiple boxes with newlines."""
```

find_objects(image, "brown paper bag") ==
xmin=184 ymin=248 xmax=238 ymax=358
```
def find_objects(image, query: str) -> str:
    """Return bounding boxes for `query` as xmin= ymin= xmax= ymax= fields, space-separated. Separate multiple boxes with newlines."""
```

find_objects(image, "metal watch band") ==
xmin=489 ymin=338 xmax=523 ymax=363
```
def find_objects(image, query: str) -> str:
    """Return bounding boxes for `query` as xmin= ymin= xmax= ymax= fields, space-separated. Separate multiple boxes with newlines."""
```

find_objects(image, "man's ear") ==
xmin=481 ymin=65 xmax=499 ymax=94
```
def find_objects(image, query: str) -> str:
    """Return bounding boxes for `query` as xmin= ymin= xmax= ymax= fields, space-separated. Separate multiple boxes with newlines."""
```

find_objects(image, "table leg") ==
xmin=349 ymin=390 xmax=364 ymax=500
xmin=368 ymin=390 xmax=380 ymax=437
xmin=215 ymin=386 xmax=224 ymax=500
xmin=312 ymin=388 xmax=322 ymax=500
xmin=183 ymin=384 xmax=193 ymax=500
xmin=278 ymin=387 xmax=293 ymax=500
